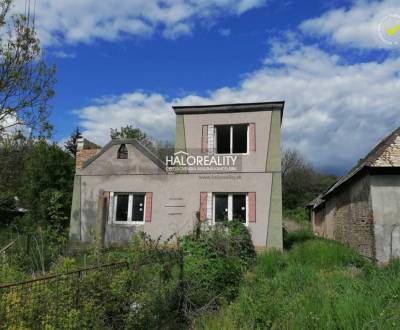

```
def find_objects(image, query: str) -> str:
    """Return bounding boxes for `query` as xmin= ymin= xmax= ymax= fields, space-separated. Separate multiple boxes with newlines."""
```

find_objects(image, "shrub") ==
xmin=0 ymin=221 xmax=256 ymax=329
xmin=181 ymin=220 xmax=256 ymax=316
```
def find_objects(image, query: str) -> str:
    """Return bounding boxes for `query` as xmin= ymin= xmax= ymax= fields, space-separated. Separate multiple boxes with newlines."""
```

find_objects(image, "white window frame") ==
xmin=214 ymin=124 xmax=249 ymax=155
xmin=212 ymin=193 xmax=248 ymax=226
xmin=112 ymin=192 xmax=146 ymax=225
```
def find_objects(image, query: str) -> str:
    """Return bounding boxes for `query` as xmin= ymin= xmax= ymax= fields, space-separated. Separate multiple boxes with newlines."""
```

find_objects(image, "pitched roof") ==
xmin=81 ymin=139 xmax=166 ymax=171
xmin=310 ymin=126 xmax=400 ymax=208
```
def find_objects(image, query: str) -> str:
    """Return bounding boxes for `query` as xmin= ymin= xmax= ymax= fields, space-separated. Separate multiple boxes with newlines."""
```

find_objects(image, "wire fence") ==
xmin=0 ymin=262 xmax=129 ymax=330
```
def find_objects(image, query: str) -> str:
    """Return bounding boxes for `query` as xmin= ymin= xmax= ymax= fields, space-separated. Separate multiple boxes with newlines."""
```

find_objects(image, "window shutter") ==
xmin=199 ymin=192 xmax=208 ymax=221
xmin=207 ymin=125 xmax=214 ymax=155
xmin=249 ymin=123 xmax=256 ymax=152
xmin=145 ymin=192 xmax=153 ymax=222
xmin=248 ymin=192 xmax=256 ymax=223
xmin=206 ymin=193 xmax=212 ymax=220
xmin=202 ymin=125 xmax=208 ymax=153
xmin=108 ymin=192 xmax=114 ymax=223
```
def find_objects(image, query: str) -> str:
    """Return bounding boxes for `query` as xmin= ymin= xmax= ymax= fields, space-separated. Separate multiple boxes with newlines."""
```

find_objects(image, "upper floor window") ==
xmin=117 ymin=144 xmax=128 ymax=159
xmin=216 ymin=124 xmax=248 ymax=154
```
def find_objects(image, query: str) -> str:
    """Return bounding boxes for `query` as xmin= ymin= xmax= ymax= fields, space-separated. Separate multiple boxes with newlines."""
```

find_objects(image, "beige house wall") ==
xmin=370 ymin=175 xmax=400 ymax=263
xmin=79 ymin=172 xmax=272 ymax=248
xmin=70 ymin=104 xmax=284 ymax=250
xmin=182 ymin=111 xmax=272 ymax=172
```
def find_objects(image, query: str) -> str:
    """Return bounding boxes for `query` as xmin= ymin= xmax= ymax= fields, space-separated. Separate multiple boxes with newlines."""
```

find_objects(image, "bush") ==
xmin=0 ymin=193 xmax=17 ymax=225
xmin=0 ymin=221 xmax=256 ymax=329
xmin=180 ymin=220 xmax=256 ymax=315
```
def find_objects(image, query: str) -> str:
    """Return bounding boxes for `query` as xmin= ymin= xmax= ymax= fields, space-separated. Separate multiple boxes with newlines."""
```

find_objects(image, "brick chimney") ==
xmin=76 ymin=138 xmax=101 ymax=170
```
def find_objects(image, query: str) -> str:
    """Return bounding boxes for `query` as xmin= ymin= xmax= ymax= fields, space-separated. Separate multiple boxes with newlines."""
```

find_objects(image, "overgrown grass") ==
xmin=194 ymin=235 xmax=400 ymax=330
xmin=283 ymin=207 xmax=309 ymax=224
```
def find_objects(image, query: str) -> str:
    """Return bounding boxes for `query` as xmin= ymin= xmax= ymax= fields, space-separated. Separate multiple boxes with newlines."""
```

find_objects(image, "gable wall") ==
xmin=78 ymin=144 xmax=164 ymax=176
xmin=370 ymin=175 xmax=400 ymax=263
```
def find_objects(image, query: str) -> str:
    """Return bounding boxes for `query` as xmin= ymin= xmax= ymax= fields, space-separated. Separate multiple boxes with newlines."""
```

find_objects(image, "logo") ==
xmin=378 ymin=14 xmax=400 ymax=46
xmin=165 ymin=150 xmax=241 ymax=173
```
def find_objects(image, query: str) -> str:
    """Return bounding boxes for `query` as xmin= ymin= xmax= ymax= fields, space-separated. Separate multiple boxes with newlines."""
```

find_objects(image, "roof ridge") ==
xmin=80 ymin=139 xmax=166 ymax=171
xmin=311 ymin=126 xmax=400 ymax=204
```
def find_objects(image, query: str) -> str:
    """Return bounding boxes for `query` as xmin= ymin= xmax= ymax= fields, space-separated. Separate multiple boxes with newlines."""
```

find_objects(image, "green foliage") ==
xmin=0 ymin=221 xmax=255 ymax=329
xmin=110 ymin=125 xmax=154 ymax=149
xmin=0 ymin=0 xmax=56 ymax=137
xmin=0 ymin=140 xmax=74 ymax=275
xmin=0 ymin=133 xmax=33 ymax=196
xmin=283 ymin=229 xmax=315 ymax=250
xmin=282 ymin=148 xmax=336 ymax=212
xmin=64 ymin=127 xmax=82 ymax=157
xmin=0 ymin=192 xmax=17 ymax=224
xmin=194 ymin=237 xmax=400 ymax=330
xmin=181 ymin=221 xmax=255 ymax=314
xmin=20 ymin=140 xmax=74 ymax=229
xmin=110 ymin=124 xmax=175 ymax=162
xmin=283 ymin=207 xmax=309 ymax=224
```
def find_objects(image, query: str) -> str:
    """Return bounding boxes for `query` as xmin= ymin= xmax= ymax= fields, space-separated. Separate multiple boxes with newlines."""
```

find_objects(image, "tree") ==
xmin=0 ymin=0 xmax=56 ymax=138
xmin=20 ymin=140 xmax=75 ymax=230
xmin=281 ymin=148 xmax=336 ymax=211
xmin=64 ymin=127 xmax=82 ymax=157
xmin=110 ymin=125 xmax=154 ymax=149
xmin=0 ymin=131 xmax=33 ymax=195
xmin=111 ymin=125 xmax=175 ymax=162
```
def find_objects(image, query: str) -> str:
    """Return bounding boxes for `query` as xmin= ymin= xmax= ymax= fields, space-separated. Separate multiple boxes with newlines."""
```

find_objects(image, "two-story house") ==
xmin=69 ymin=101 xmax=284 ymax=250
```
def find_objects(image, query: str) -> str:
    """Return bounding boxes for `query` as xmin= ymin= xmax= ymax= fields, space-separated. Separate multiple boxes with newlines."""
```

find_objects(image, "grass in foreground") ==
xmin=194 ymin=236 xmax=400 ymax=330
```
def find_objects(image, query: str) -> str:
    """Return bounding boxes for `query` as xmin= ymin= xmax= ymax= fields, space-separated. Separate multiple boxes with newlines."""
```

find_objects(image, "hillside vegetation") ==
xmin=195 ymin=233 xmax=400 ymax=330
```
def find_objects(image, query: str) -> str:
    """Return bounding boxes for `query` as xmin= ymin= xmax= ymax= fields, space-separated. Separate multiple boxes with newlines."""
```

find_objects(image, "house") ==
xmin=69 ymin=101 xmax=284 ymax=251
xmin=307 ymin=127 xmax=400 ymax=263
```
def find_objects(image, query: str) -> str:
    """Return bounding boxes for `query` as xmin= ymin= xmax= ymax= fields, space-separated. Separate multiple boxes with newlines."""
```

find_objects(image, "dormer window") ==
xmin=216 ymin=124 xmax=248 ymax=154
xmin=117 ymin=144 xmax=128 ymax=159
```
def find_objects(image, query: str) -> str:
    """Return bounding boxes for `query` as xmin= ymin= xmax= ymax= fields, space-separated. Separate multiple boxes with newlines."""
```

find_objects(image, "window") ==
xmin=216 ymin=124 xmax=248 ymax=154
xmin=113 ymin=193 xmax=145 ymax=224
xmin=117 ymin=144 xmax=128 ymax=159
xmin=214 ymin=194 xmax=229 ymax=222
xmin=213 ymin=193 xmax=247 ymax=224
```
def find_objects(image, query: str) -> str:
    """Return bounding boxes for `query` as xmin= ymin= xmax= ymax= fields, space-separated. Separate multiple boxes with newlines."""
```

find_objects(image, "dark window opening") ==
xmin=132 ymin=194 xmax=145 ymax=222
xmin=118 ymin=144 xmax=128 ymax=159
xmin=216 ymin=125 xmax=230 ymax=154
xmin=116 ymin=194 xmax=129 ymax=221
xmin=233 ymin=125 xmax=247 ymax=153
xmin=215 ymin=194 xmax=228 ymax=222
xmin=233 ymin=194 xmax=246 ymax=223
xmin=216 ymin=124 xmax=248 ymax=154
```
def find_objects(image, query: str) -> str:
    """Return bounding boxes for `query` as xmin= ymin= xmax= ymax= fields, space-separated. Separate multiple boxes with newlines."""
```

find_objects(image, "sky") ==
xmin=13 ymin=0 xmax=400 ymax=174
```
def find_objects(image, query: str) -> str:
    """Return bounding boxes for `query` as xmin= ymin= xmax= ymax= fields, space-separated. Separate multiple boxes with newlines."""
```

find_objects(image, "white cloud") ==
xmin=76 ymin=92 xmax=175 ymax=144
xmin=75 ymin=36 xmax=400 ymax=173
xmin=300 ymin=0 xmax=400 ymax=49
xmin=13 ymin=0 xmax=267 ymax=46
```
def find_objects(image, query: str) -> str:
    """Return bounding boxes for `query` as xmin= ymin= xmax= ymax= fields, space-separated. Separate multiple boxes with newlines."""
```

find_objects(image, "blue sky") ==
xmin=15 ymin=0 xmax=400 ymax=174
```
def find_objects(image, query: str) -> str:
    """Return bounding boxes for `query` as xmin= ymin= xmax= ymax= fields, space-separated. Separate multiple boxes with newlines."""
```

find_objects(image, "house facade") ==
xmin=308 ymin=127 xmax=400 ymax=263
xmin=69 ymin=102 xmax=284 ymax=250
